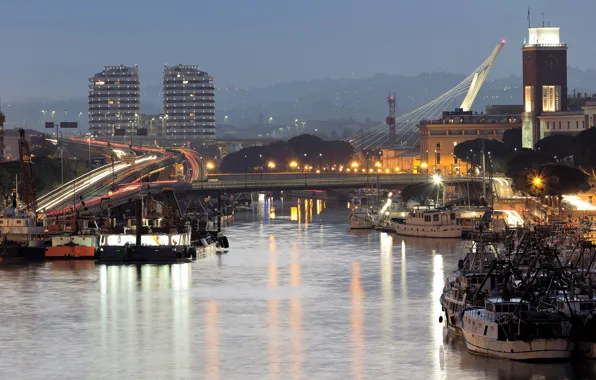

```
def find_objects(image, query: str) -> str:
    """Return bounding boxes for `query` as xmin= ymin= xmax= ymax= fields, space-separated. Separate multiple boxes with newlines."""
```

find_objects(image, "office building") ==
xmin=417 ymin=108 xmax=521 ymax=175
xmin=163 ymin=64 xmax=215 ymax=141
xmin=521 ymin=26 xmax=568 ymax=148
xmin=88 ymin=65 xmax=140 ymax=137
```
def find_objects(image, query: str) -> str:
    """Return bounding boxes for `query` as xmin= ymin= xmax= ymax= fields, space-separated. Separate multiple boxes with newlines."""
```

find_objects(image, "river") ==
xmin=0 ymin=198 xmax=595 ymax=379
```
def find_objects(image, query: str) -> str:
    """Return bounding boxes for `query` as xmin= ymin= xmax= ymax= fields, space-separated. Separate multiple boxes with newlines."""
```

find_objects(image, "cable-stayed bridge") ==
xmin=347 ymin=40 xmax=505 ymax=150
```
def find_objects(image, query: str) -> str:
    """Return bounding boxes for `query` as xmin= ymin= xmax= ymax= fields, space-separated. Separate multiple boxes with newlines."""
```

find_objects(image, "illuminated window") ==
xmin=183 ymin=80 xmax=189 ymax=84
xmin=542 ymin=85 xmax=561 ymax=112
xmin=108 ymin=100 xmax=114 ymax=105
xmin=524 ymin=86 xmax=533 ymax=112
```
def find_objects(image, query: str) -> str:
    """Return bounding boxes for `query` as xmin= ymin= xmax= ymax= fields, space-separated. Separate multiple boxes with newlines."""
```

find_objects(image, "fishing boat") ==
xmin=441 ymin=229 xmax=504 ymax=334
xmin=0 ymin=199 xmax=46 ymax=261
xmin=461 ymin=298 xmax=574 ymax=360
xmin=392 ymin=206 xmax=462 ymax=238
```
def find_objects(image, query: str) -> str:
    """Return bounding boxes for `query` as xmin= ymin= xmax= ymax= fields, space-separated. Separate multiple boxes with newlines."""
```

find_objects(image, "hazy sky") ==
xmin=2 ymin=0 xmax=595 ymax=100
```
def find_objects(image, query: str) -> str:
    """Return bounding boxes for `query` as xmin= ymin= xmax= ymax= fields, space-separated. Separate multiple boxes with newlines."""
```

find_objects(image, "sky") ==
xmin=1 ymin=0 xmax=596 ymax=100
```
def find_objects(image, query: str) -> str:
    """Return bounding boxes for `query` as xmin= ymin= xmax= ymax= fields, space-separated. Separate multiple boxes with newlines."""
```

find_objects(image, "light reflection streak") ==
xmin=268 ymin=234 xmax=279 ymax=379
xmin=206 ymin=300 xmax=220 ymax=380
xmin=172 ymin=264 xmax=191 ymax=372
xmin=431 ymin=253 xmax=445 ymax=379
xmin=290 ymin=243 xmax=302 ymax=379
xmin=380 ymin=233 xmax=393 ymax=341
xmin=351 ymin=262 xmax=364 ymax=380
xmin=401 ymin=240 xmax=407 ymax=299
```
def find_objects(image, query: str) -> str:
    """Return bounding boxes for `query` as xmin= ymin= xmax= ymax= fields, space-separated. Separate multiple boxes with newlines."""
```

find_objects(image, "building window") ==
xmin=525 ymin=86 xmax=533 ymax=112
xmin=568 ymin=121 xmax=570 ymax=129
xmin=546 ymin=122 xmax=549 ymax=130
xmin=542 ymin=85 xmax=561 ymax=112
xmin=559 ymin=121 xmax=561 ymax=129
xmin=435 ymin=152 xmax=441 ymax=165
xmin=577 ymin=121 xmax=579 ymax=129
xmin=436 ymin=142 xmax=440 ymax=150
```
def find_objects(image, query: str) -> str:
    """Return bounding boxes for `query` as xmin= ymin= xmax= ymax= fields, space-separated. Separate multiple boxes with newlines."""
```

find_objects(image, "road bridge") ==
xmin=191 ymin=174 xmax=485 ymax=193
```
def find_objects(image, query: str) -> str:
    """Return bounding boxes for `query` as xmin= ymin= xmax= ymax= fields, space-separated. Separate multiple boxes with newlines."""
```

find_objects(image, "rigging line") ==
xmin=403 ymin=94 xmax=463 ymax=146
xmin=393 ymin=87 xmax=469 ymax=144
xmin=365 ymin=130 xmax=393 ymax=150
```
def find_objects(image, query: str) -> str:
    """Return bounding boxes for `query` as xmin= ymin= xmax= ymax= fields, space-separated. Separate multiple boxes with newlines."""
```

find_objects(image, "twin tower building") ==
xmin=88 ymin=64 xmax=215 ymax=141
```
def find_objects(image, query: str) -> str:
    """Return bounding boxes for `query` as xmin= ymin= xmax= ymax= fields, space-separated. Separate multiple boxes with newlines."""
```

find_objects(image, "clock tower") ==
xmin=522 ymin=26 xmax=568 ymax=148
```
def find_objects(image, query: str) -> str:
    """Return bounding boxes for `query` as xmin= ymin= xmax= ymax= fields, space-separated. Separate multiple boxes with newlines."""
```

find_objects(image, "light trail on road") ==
xmin=38 ymin=155 xmax=157 ymax=212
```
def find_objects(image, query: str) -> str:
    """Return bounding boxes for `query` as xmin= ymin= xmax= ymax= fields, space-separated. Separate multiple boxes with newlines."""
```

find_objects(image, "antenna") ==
xmin=527 ymin=7 xmax=531 ymax=28
xmin=542 ymin=12 xmax=545 ymax=27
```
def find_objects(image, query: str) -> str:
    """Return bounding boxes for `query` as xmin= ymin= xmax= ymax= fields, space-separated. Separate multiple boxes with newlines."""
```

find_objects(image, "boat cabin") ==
xmin=393 ymin=206 xmax=459 ymax=226
xmin=555 ymin=295 xmax=596 ymax=317
xmin=484 ymin=298 xmax=530 ymax=319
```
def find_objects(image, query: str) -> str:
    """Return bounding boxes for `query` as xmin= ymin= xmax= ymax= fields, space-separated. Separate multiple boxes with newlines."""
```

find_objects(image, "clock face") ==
xmin=544 ymin=53 xmax=559 ymax=70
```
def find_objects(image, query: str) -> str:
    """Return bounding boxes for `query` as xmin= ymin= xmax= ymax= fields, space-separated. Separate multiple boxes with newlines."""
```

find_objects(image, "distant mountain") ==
xmin=3 ymin=67 xmax=596 ymax=136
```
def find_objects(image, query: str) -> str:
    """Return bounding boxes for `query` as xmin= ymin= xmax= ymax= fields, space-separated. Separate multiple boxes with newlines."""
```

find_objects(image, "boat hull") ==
xmin=462 ymin=328 xmax=574 ymax=360
xmin=97 ymin=245 xmax=190 ymax=264
xmin=46 ymin=246 xmax=95 ymax=260
xmin=0 ymin=246 xmax=46 ymax=262
xmin=393 ymin=222 xmax=462 ymax=238
xmin=576 ymin=341 xmax=596 ymax=358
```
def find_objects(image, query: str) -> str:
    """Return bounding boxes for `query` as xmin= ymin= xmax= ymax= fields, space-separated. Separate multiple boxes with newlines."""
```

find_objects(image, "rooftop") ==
xmin=523 ymin=27 xmax=566 ymax=48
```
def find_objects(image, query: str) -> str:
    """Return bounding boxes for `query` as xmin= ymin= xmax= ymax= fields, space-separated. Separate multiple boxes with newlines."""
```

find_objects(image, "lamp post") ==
xmin=433 ymin=174 xmax=443 ymax=206
xmin=59 ymin=147 xmax=64 ymax=185
xmin=244 ymin=155 xmax=248 ymax=188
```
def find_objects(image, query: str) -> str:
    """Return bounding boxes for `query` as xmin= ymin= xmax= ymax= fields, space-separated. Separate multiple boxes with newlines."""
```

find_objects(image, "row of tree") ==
xmin=219 ymin=134 xmax=354 ymax=173
xmin=453 ymin=127 xmax=595 ymax=196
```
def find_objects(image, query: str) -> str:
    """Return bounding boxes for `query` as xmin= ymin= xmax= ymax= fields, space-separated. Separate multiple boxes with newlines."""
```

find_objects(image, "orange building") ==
xmin=417 ymin=108 xmax=521 ymax=175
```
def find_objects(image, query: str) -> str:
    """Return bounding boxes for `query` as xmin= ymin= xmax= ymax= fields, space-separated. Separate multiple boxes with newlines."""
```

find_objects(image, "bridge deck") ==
xmin=191 ymin=175 xmax=482 ymax=193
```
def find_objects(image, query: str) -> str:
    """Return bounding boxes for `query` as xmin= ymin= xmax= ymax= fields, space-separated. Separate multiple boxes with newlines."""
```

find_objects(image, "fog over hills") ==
xmin=3 ymin=67 xmax=596 ymax=137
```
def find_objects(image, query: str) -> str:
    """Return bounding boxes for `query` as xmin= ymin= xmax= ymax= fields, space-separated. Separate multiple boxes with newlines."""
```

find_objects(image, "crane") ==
xmin=18 ymin=129 xmax=37 ymax=212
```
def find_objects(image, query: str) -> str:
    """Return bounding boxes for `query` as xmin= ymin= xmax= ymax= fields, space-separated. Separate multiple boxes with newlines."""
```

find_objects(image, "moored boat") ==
xmin=392 ymin=206 xmax=462 ymax=238
xmin=461 ymin=298 xmax=574 ymax=360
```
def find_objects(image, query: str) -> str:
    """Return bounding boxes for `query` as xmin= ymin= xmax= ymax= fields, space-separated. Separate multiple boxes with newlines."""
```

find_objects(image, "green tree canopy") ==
xmin=571 ymin=127 xmax=596 ymax=170
xmin=516 ymin=164 xmax=590 ymax=196
xmin=219 ymin=134 xmax=354 ymax=173
xmin=535 ymin=135 xmax=574 ymax=159
xmin=502 ymin=127 xmax=522 ymax=149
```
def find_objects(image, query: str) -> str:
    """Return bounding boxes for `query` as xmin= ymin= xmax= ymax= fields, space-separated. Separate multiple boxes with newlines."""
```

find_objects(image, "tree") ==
xmin=505 ymin=150 xmax=554 ymax=192
xmin=522 ymin=164 xmax=590 ymax=197
xmin=535 ymin=135 xmax=573 ymax=159
xmin=502 ymin=127 xmax=522 ymax=149
xmin=572 ymin=127 xmax=596 ymax=170
xmin=453 ymin=138 xmax=512 ymax=172
xmin=219 ymin=134 xmax=354 ymax=173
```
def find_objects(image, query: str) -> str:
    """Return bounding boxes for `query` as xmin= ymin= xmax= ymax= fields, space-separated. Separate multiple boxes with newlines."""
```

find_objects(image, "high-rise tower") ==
xmin=163 ymin=65 xmax=215 ymax=141
xmin=88 ymin=65 xmax=140 ymax=137
xmin=522 ymin=26 xmax=568 ymax=148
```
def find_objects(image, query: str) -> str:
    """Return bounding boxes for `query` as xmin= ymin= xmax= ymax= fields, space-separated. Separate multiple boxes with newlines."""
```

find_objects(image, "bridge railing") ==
xmin=191 ymin=175 xmax=481 ymax=191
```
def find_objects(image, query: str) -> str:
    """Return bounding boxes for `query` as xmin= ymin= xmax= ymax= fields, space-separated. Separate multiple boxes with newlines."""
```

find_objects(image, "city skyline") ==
xmin=3 ymin=0 xmax=596 ymax=101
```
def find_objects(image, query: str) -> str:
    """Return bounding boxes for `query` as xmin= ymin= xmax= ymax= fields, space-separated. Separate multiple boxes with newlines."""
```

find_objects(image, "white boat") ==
xmin=349 ymin=209 xmax=374 ymax=229
xmin=441 ymin=233 xmax=504 ymax=335
xmin=461 ymin=298 xmax=574 ymax=360
xmin=348 ymin=193 xmax=374 ymax=230
xmin=391 ymin=206 xmax=462 ymax=238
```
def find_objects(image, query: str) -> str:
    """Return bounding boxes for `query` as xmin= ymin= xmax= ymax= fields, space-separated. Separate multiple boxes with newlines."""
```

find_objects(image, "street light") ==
xmin=533 ymin=177 xmax=542 ymax=187
xmin=267 ymin=161 xmax=276 ymax=170
xmin=224 ymin=115 xmax=228 ymax=124
xmin=206 ymin=162 xmax=215 ymax=170
xmin=244 ymin=155 xmax=248 ymax=188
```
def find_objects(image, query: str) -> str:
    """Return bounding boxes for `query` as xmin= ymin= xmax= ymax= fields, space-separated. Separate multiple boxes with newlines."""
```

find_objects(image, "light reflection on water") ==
xmin=0 ymin=200 xmax=596 ymax=379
